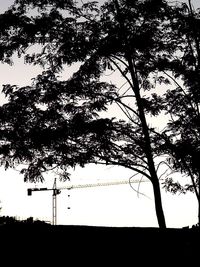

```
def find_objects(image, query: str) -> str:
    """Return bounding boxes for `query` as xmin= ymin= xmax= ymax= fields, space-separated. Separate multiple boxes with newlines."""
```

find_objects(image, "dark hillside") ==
xmin=0 ymin=223 xmax=199 ymax=265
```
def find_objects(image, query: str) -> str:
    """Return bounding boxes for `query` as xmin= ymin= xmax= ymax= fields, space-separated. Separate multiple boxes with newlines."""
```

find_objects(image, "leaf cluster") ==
xmin=0 ymin=0 xmax=199 ymax=188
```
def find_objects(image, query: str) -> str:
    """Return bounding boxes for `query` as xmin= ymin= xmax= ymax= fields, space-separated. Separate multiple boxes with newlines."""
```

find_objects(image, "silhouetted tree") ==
xmin=153 ymin=0 xmax=200 ymax=226
xmin=0 ymin=0 xmax=182 ymax=228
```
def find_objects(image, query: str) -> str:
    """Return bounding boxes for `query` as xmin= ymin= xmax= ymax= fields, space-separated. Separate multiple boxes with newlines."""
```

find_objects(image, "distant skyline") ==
xmin=0 ymin=0 xmax=199 ymax=227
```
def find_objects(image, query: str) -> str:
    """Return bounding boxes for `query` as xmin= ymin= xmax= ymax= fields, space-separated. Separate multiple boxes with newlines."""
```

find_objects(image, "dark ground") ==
xmin=0 ymin=224 xmax=199 ymax=265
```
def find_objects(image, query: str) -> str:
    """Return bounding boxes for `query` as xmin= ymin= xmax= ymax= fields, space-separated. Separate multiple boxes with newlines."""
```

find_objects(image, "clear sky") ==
xmin=0 ymin=0 xmax=199 ymax=227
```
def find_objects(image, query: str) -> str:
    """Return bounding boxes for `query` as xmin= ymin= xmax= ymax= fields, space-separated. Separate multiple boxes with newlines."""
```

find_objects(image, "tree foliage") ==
xmin=0 ymin=0 xmax=168 ymax=181
xmin=149 ymin=0 xmax=200 ymax=225
xmin=3 ymin=0 xmax=199 ymax=227
xmin=158 ymin=1 xmax=200 ymax=198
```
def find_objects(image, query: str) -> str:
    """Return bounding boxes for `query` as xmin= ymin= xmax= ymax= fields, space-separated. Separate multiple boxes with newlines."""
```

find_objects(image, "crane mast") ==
xmin=52 ymin=178 xmax=61 ymax=226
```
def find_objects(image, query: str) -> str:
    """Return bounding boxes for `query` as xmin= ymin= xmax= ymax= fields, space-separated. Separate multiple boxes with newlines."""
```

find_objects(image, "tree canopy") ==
xmin=0 ymin=0 xmax=199 ymax=227
xmin=0 ymin=0 xmax=170 ymax=182
xmin=157 ymin=0 xmax=200 ymax=225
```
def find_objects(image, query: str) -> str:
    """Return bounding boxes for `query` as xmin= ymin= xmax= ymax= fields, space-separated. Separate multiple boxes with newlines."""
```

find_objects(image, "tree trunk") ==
xmin=125 ymin=59 xmax=167 ymax=227
xmin=114 ymin=0 xmax=166 ymax=228
xmin=198 ymin=173 xmax=200 ymax=227
xmin=151 ymin=175 xmax=166 ymax=228
xmin=127 ymin=57 xmax=167 ymax=228
xmin=135 ymin=91 xmax=167 ymax=228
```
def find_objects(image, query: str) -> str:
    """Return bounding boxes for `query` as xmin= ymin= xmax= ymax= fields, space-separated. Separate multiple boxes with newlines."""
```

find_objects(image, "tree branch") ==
xmin=163 ymin=70 xmax=198 ymax=114
xmin=91 ymin=158 xmax=152 ymax=180
xmin=110 ymin=54 xmax=129 ymax=69
xmin=108 ymin=56 xmax=134 ymax=89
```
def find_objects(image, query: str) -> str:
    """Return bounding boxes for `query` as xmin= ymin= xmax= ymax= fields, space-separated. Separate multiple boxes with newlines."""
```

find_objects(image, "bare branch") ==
xmin=121 ymin=87 xmax=132 ymax=96
xmin=108 ymin=56 xmax=134 ymax=89
xmin=110 ymin=55 xmax=129 ymax=69
xmin=91 ymin=159 xmax=152 ymax=180
xmin=115 ymin=101 xmax=135 ymax=123
xmin=128 ymin=173 xmax=151 ymax=199
xmin=114 ymin=97 xmax=139 ymax=118
xmin=117 ymin=81 xmax=128 ymax=93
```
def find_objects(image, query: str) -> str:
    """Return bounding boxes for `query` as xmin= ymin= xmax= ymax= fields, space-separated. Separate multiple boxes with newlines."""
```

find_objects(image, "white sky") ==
xmin=0 ymin=0 xmax=199 ymax=227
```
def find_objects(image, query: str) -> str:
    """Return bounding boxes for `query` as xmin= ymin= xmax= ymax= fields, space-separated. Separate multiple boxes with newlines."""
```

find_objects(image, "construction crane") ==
xmin=28 ymin=178 xmax=62 ymax=225
xmin=27 ymin=177 xmax=148 ymax=225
